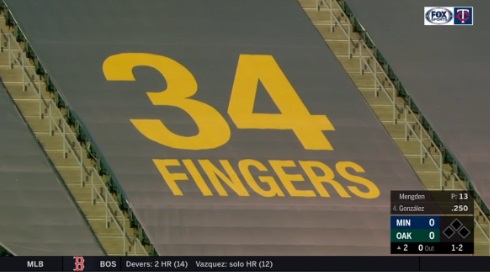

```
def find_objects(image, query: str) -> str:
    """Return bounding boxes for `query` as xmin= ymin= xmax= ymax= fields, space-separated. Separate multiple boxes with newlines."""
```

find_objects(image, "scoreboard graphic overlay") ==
xmin=391 ymin=191 xmax=474 ymax=254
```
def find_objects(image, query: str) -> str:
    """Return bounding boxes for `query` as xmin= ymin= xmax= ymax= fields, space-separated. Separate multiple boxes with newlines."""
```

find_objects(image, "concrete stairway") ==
xmin=299 ymin=0 xmax=490 ymax=255
xmin=0 ymin=13 xmax=148 ymax=256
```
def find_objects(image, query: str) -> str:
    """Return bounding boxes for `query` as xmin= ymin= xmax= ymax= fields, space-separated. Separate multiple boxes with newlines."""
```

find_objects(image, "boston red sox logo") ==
xmin=73 ymin=256 xmax=85 ymax=272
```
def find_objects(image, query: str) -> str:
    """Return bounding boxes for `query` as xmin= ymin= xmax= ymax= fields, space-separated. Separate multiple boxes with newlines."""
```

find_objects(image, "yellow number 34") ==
xmin=103 ymin=53 xmax=335 ymax=150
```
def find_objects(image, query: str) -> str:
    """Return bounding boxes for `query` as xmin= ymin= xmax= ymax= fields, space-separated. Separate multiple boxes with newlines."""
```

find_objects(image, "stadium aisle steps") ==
xmin=0 ymin=12 xmax=148 ymax=256
xmin=298 ymin=0 xmax=489 ymax=255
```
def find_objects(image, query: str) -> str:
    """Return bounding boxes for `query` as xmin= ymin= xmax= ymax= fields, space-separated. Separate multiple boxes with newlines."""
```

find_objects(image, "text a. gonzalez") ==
xmin=153 ymin=158 xmax=381 ymax=199
xmin=397 ymin=205 xmax=425 ymax=212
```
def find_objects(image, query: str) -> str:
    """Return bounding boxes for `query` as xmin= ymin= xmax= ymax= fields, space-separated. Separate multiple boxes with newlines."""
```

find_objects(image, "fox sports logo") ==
xmin=426 ymin=7 xmax=453 ymax=24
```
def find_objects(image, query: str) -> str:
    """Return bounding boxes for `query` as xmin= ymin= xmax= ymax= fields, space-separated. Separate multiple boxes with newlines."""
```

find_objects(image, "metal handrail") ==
xmin=318 ymin=0 xmax=400 ymax=124
xmin=47 ymin=100 xmax=144 ymax=255
xmin=315 ymin=0 xmax=443 ymax=189
xmin=1 ymin=30 xmax=146 ymax=256
xmin=337 ymin=0 xmax=490 ymax=218
xmin=0 ymin=32 xmax=47 ymax=118
xmin=404 ymin=105 xmax=444 ymax=190
xmin=47 ymin=99 xmax=145 ymax=255
xmin=358 ymin=42 xmax=400 ymax=124
xmin=327 ymin=1 xmax=444 ymax=190
xmin=1 ymin=2 xmax=155 ymax=255
xmin=88 ymin=166 xmax=145 ymax=256
xmin=316 ymin=0 xmax=490 ymax=253
xmin=317 ymin=0 xmax=356 ymax=57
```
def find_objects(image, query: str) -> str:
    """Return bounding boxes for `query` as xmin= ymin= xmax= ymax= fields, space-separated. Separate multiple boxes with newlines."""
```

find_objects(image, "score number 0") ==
xmin=406 ymin=218 xmax=437 ymax=252
xmin=426 ymin=218 xmax=436 ymax=247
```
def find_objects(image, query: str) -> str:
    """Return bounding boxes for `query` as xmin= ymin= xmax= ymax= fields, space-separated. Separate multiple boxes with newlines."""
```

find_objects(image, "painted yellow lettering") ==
xmin=153 ymin=159 xmax=187 ymax=196
xmin=336 ymin=161 xmax=380 ymax=199
xmin=103 ymin=53 xmax=230 ymax=150
xmin=181 ymin=159 xmax=213 ymax=196
xmin=198 ymin=160 xmax=250 ymax=197
xmin=299 ymin=160 xmax=351 ymax=198
xmin=238 ymin=159 xmax=285 ymax=197
xmin=228 ymin=55 xmax=335 ymax=150
xmin=269 ymin=160 xmax=316 ymax=197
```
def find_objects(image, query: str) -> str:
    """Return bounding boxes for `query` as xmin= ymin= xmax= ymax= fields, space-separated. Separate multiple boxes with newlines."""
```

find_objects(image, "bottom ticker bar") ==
xmin=391 ymin=242 xmax=474 ymax=254
xmin=0 ymin=256 xmax=419 ymax=271
xmin=3 ymin=256 xmax=490 ymax=271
